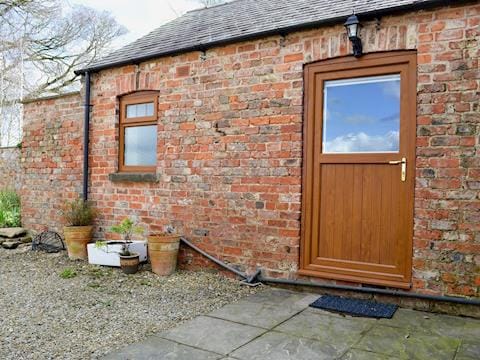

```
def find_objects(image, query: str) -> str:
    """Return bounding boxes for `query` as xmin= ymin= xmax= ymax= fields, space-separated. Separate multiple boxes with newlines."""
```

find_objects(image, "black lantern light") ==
xmin=344 ymin=14 xmax=363 ymax=58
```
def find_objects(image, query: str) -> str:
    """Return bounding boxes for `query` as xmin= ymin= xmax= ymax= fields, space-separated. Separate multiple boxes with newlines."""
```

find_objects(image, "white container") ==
xmin=87 ymin=241 xmax=148 ymax=267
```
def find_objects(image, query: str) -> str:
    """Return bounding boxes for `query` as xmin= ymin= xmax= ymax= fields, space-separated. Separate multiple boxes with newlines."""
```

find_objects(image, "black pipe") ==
xmin=82 ymin=71 xmax=91 ymax=201
xmin=259 ymin=276 xmax=480 ymax=306
xmin=180 ymin=236 xmax=248 ymax=279
xmin=179 ymin=236 xmax=480 ymax=306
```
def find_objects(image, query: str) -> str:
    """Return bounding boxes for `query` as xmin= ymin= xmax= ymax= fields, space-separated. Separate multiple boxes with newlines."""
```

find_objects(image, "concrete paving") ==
xmin=103 ymin=288 xmax=480 ymax=360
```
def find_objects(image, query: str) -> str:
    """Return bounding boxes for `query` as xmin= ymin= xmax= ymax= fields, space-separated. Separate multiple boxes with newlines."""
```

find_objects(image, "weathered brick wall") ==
xmin=21 ymin=92 xmax=83 ymax=232
xmin=0 ymin=147 xmax=21 ymax=190
xmin=20 ymin=2 xmax=479 ymax=298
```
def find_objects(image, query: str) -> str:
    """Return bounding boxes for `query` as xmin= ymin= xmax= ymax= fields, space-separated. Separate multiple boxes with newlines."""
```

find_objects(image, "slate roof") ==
xmin=77 ymin=0 xmax=448 ymax=74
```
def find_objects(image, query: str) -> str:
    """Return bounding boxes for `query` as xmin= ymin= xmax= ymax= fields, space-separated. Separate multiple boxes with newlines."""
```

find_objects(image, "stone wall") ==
xmin=21 ymin=92 xmax=83 ymax=232
xmin=20 ymin=2 xmax=479 ymax=299
xmin=0 ymin=147 xmax=21 ymax=190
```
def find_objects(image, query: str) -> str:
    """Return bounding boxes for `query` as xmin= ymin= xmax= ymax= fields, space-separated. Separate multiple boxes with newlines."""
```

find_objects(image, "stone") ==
xmin=160 ymin=316 xmax=266 ymax=355
xmin=354 ymin=324 xmax=460 ymax=360
xmin=2 ymin=241 xmax=21 ymax=249
xmin=18 ymin=234 xmax=33 ymax=243
xmin=0 ymin=227 xmax=26 ymax=238
xmin=231 ymin=331 xmax=341 ymax=360
xmin=102 ymin=336 xmax=221 ymax=360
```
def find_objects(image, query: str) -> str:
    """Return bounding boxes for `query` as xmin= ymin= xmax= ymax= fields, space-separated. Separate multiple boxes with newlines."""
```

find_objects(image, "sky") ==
xmin=72 ymin=0 xmax=205 ymax=47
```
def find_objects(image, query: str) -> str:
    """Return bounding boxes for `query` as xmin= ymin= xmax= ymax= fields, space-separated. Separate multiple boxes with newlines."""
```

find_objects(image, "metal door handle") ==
xmin=388 ymin=157 xmax=407 ymax=182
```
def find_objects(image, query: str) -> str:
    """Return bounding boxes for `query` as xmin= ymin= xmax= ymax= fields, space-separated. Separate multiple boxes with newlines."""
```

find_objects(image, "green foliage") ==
xmin=110 ymin=218 xmax=144 ymax=256
xmin=59 ymin=268 xmax=77 ymax=279
xmin=62 ymin=199 xmax=97 ymax=226
xmin=0 ymin=188 xmax=21 ymax=228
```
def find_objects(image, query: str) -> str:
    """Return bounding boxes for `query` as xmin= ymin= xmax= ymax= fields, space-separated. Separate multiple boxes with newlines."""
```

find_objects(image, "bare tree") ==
xmin=0 ymin=0 xmax=126 ymax=146
xmin=196 ymin=0 xmax=227 ymax=8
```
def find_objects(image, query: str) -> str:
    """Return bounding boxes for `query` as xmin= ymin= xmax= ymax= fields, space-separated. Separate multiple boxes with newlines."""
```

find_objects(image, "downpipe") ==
xmin=180 ymin=236 xmax=480 ymax=306
xmin=82 ymin=71 xmax=91 ymax=201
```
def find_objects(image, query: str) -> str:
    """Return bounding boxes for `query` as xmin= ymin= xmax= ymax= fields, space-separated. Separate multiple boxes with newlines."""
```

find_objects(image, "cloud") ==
xmin=324 ymin=131 xmax=399 ymax=153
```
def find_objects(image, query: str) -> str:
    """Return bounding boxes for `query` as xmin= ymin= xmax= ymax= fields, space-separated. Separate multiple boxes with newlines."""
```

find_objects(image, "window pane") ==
xmin=124 ymin=125 xmax=157 ymax=166
xmin=126 ymin=102 xmax=154 ymax=118
xmin=323 ymin=74 xmax=400 ymax=153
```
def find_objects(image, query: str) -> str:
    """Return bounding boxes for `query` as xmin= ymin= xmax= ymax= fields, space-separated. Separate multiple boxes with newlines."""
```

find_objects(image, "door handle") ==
xmin=388 ymin=157 xmax=407 ymax=182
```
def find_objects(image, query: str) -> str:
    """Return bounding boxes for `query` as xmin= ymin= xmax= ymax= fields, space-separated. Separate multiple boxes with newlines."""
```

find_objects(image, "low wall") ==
xmin=20 ymin=92 xmax=83 ymax=232
xmin=0 ymin=147 xmax=21 ymax=190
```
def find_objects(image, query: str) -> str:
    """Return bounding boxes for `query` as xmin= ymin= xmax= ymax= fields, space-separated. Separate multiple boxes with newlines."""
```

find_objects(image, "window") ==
xmin=322 ymin=74 xmax=401 ymax=153
xmin=119 ymin=92 xmax=158 ymax=172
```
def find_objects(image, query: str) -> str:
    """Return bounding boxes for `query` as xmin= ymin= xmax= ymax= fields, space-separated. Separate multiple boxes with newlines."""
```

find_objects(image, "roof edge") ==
xmin=21 ymin=91 xmax=81 ymax=104
xmin=74 ymin=0 xmax=466 ymax=75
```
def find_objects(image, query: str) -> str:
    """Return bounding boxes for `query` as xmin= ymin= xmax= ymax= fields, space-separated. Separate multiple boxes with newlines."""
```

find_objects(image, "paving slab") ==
xmin=102 ymin=336 xmax=222 ymax=360
xmin=340 ymin=349 xmax=400 ymax=360
xmin=274 ymin=308 xmax=375 ymax=351
xmin=379 ymin=308 xmax=471 ymax=338
xmin=456 ymin=340 xmax=480 ymax=359
xmin=160 ymin=315 xmax=266 ymax=355
xmin=208 ymin=298 xmax=304 ymax=329
xmin=230 ymin=331 xmax=342 ymax=360
xmin=355 ymin=324 xmax=461 ymax=360
xmin=239 ymin=288 xmax=319 ymax=309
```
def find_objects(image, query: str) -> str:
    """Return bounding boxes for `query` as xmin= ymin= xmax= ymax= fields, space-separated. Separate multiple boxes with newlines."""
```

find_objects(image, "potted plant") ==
xmin=63 ymin=199 xmax=97 ymax=260
xmin=110 ymin=218 xmax=144 ymax=274
xmin=148 ymin=226 xmax=180 ymax=276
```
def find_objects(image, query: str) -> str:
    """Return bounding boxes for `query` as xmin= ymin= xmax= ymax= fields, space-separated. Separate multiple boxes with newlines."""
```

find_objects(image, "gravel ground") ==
xmin=0 ymin=245 xmax=260 ymax=359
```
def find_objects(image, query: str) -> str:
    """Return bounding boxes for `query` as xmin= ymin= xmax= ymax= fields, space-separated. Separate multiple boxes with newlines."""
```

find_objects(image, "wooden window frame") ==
xmin=119 ymin=91 xmax=159 ymax=173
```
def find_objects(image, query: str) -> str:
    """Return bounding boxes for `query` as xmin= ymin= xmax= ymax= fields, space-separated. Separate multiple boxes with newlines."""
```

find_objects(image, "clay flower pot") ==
xmin=119 ymin=253 xmax=140 ymax=274
xmin=147 ymin=234 xmax=180 ymax=276
xmin=64 ymin=225 xmax=93 ymax=260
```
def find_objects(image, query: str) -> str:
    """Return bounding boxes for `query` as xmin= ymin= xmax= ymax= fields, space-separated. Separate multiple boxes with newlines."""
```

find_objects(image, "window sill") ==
xmin=108 ymin=172 xmax=159 ymax=183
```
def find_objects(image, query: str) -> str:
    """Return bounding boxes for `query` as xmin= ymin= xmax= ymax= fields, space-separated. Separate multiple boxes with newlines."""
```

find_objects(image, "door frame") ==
xmin=300 ymin=51 xmax=417 ymax=288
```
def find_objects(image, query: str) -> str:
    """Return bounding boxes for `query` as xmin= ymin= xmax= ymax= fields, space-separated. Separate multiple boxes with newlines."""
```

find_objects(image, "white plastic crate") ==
xmin=87 ymin=240 xmax=148 ymax=267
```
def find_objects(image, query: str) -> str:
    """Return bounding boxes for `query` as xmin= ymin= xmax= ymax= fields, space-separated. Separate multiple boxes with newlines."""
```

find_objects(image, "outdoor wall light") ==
xmin=344 ymin=14 xmax=363 ymax=58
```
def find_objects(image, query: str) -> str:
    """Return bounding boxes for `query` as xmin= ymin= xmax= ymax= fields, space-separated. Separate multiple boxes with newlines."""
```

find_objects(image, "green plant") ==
xmin=110 ymin=218 xmax=144 ymax=256
xmin=62 ymin=199 xmax=97 ymax=226
xmin=59 ymin=268 xmax=77 ymax=279
xmin=0 ymin=188 xmax=21 ymax=228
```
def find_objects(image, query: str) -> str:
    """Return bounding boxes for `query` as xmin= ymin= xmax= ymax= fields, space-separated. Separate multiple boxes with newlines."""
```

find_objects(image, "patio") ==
xmin=104 ymin=288 xmax=480 ymax=360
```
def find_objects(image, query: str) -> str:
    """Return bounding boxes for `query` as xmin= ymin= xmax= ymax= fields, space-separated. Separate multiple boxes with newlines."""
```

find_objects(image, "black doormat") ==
xmin=309 ymin=295 xmax=398 ymax=318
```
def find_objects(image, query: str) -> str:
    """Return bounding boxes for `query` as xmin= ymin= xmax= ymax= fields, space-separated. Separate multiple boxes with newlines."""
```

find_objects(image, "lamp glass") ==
xmin=347 ymin=23 xmax=358 ymax=38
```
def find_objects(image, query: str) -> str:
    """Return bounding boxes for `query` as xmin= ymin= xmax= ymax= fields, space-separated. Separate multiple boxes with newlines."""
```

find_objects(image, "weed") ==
xmin=59 ymin=268 xmax=77 ymax=279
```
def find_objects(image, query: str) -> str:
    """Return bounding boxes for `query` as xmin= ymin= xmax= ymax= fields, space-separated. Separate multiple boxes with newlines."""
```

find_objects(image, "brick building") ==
xmin=14 ymin=0 xmax=479 ymax=301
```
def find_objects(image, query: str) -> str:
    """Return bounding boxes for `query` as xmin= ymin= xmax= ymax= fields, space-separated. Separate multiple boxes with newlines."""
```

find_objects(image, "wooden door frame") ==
xmin=300 ymin=51 xmax=417 ymax=288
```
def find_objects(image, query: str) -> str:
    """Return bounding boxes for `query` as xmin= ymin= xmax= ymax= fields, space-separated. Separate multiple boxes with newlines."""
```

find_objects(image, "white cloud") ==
xmin=324 ymin=131 xmax=399 ymax=153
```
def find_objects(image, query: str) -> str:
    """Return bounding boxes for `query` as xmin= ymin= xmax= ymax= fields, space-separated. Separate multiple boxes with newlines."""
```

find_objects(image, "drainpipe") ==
xmin=180 ymin=236 xmax=480 ymax=306
xmin=83 ymin=71 xmax=91 ymax=201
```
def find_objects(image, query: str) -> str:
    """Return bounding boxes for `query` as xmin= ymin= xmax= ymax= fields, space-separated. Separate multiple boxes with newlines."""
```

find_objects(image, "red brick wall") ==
xmin=21 ymin=93 xmax=83 ymax=232
xmin=21 ymin=3 xmax=479 ymax=298
xmin=0 ymin=147 xmax=21 ymax=190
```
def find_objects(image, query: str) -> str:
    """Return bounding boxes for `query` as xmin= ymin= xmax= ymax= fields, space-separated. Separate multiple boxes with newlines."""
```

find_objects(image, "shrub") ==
xmin=62 ymin=199 xmax=97 ymax=226
xmin=0 ymin=188 xmax=21 ymax=228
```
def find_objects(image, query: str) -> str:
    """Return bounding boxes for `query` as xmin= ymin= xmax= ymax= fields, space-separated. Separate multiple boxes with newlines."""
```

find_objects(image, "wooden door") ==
xmin=300 ymin=52 xmax=416 ymax=289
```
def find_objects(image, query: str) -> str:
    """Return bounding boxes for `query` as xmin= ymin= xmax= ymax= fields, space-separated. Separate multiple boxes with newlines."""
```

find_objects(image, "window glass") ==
xmin=124 ymin=125 xmax=157 ymax=166
xmin=126 ymin=102 xmax=155 ymax=118
xmin=323 ymin=74 xmax=400 ymax=153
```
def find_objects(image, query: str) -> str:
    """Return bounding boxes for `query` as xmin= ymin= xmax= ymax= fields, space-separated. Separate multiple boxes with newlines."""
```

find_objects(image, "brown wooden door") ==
xmin=300 ymin=52 xmax=416 ymax=289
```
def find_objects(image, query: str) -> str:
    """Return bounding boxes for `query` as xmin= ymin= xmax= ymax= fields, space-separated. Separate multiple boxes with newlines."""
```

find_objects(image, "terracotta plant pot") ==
xmin=64 ymin=226 xmax=93 ymax=260
xmin=119 ymin=253 xmax=140 ymax=274
xmin=148 ymin=234 xmax=180 ymax=276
